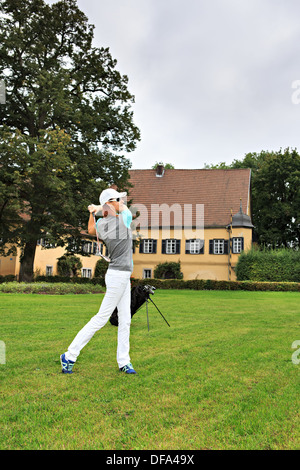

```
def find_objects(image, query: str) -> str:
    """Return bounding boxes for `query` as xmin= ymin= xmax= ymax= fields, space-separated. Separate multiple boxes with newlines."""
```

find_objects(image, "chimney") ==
xmin=156 ymin=164 xmax=165 ymax=177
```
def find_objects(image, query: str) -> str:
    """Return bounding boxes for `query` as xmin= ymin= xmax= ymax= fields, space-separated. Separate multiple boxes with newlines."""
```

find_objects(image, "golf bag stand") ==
xmin=109 ymin=284 xmax=170 ymax=330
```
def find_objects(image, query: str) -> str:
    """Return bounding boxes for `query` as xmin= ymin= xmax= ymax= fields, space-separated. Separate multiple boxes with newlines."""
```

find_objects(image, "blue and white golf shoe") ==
xmin=60 ymin=353 xmax=75 ymax=374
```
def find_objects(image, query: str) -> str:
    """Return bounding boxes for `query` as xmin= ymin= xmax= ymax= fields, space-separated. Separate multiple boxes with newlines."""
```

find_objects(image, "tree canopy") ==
xmin=205 ymin=149 xmax=300 ymax=248
xmin=0 ymin=0 xmax=140 ymax=280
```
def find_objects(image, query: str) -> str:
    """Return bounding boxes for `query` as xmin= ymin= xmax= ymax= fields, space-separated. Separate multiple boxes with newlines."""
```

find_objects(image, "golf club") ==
xmin=92 ymin=212 xmax=111 ymax=262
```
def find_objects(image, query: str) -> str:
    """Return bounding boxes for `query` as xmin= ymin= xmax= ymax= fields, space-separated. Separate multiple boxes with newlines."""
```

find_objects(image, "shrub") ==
xmin=94 ymin=258 xmax=109 ymax=278
xmin=0 ymin=274 xmax=17 ymax=283
xmin=236 ymin=248 xmax=300 ymax=282
xmin=154 ymin=261 xmax=183 ymax=279
xmin=57 ymin=255 xmax=82 ymax=277
xmin=34 ymin=275 xmax=72 ymax=283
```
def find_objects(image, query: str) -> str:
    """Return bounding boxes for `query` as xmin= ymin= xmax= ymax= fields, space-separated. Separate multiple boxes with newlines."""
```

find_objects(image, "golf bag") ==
xmin=109 ymin=284 xmax=156 ymax=326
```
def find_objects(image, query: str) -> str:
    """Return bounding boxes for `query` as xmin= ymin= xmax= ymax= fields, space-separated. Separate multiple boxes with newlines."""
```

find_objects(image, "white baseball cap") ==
xmin=99 ymin=188 xmax=127 ymax=206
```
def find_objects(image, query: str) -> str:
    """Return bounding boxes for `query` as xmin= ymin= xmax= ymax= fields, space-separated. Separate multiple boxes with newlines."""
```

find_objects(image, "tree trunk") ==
xmin=19 ymin=240 xmax=37 ymax=282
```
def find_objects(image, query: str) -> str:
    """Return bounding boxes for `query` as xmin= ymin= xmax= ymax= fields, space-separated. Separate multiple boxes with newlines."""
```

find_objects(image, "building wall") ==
xmin=0 ymin=227 xmax=252 ymax=281
xmin=0 ymin=243 xmax=103 ymax=279
xmin=34 ymin=243 xmax=102 ymax=278
xmin=132 ymin=226 xmax=252 ymax=281
xmin=0 ymin=251 xmax=18 ymax=276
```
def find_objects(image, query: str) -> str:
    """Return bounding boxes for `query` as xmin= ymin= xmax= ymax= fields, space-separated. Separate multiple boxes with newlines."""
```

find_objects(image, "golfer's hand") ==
xmin=88 ymin=204 xmax=101 ymax=214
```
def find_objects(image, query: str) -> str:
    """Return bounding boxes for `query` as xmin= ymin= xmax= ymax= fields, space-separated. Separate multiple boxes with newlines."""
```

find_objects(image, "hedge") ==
xmin=0 ymin=275 xmax=299 ymax=293
xmin=0 ymin=282 xmax=104 ymax=295
xmin=30 ymin=275 xmax=300 ymax=291
xmin=130 ymin=278 xmax=300 ymax=292
xmin=236 ymin=248 xmax=300 ymax=282
xmin=0 ymin=275 xmax=17 ymax=283
xmin=34 ymin=275 xmax=106 ymax=286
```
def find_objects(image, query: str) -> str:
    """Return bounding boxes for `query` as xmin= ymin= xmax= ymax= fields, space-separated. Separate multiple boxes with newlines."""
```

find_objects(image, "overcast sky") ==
xmin=51 ymin=0 xmax=300 ymax=169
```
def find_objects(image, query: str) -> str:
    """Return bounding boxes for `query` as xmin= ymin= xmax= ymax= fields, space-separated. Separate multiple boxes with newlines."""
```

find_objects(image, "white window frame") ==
xmin=232 ymin=237 xmax=243 ymax=254
xmin=93 ymin=242 xmax=103 ymax=256
xmin=214 ymin=239 xmax=224 ymax=255
xmin=38 ymin=238 xmax=54 ymax=248
xmin=186 ymin=239 xmax=204 ymax=254
xmin=190 ymin=239 xmax=205 ymax=254
xmin=46 ymin=265 xmax=53 ymax=276
xmin=82 ymin=268 xmax=92 ymax=279
xmin=166 ymin=239 xmax=176 ymax=254
xmin=143 ymin=269 xmax=152 ymax=279
xmin=190 ymin=239 xmax=200 ymax=254
xmin=83 ymin=241 xmax=93 ymax=254
xmin=143 ymin=239 xmax=153 ymax=254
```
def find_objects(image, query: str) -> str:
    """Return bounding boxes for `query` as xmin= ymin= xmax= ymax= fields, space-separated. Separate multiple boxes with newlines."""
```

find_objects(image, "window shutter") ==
xmin=176 ymin=240 xmax=181 ymax=254
xmin=209 ymin=240 xmax=214 ymax=254
xmin=224 ymin=240 xmax=229 ymax=254
xmin=139 ymin=240 xmax=144 ymax=253
xmin=241 ymin=237 xmax=244 ymax=251
xmin=162 ymin=240 xmax=166 ymax=254
xmin=152 ymin=240 xmax=157 ymax=254
xmin=185 ymin=240 xmax=190 ymax=254
xmin=200 ymin=240 xmax=204 ymax=254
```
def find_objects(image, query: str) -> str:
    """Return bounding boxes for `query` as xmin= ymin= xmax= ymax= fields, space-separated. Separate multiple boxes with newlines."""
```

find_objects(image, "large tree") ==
xmin=232 ymin=149 xmax=300 ymax=248
xmin=0 ymin=0 xmax=140 ymax=281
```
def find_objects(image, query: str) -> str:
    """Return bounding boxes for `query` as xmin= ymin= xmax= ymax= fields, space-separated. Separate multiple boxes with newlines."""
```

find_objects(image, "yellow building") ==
xmin=0 ymin=239 xmax=104 ymax=280
xmin=0 ymin=167 xmax=254 ymax=281
xmin=129 ymin=166 xmax=253 ymax=281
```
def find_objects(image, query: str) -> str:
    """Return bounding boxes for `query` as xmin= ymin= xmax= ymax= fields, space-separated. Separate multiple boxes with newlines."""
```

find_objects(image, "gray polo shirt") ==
xmin=96 ymin=209 xmax=133 ymax=273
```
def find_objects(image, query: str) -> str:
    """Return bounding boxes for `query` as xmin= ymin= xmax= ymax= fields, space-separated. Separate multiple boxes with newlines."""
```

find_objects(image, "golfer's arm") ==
xmin=88 ymin=212 xmax=97 ymax=236
xmin=120 ymin=206 xmax=132 ymax=228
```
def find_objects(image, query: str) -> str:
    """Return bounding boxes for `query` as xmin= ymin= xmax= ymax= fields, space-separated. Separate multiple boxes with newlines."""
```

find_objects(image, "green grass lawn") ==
xmin=0 ymin=289 xmax=299 ymax=450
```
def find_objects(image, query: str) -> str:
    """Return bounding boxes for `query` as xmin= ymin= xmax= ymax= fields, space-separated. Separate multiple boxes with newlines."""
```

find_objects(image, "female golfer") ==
xmin=60 ymin=188 xmax=136 ymax=374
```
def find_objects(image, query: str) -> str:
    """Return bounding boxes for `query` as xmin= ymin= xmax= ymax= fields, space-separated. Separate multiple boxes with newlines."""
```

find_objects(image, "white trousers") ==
xmin=65 ymin=269 xmax=132 ymax=369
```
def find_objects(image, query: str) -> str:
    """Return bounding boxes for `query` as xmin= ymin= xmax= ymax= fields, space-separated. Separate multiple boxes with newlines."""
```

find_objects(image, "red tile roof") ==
xmin=127 ymin=168 xmax=251 ymax=228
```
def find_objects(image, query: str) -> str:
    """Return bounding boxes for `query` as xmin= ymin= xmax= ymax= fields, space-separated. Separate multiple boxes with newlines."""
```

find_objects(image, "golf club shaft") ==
xmin=92 ymin=213 xmax=111 ymax=262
